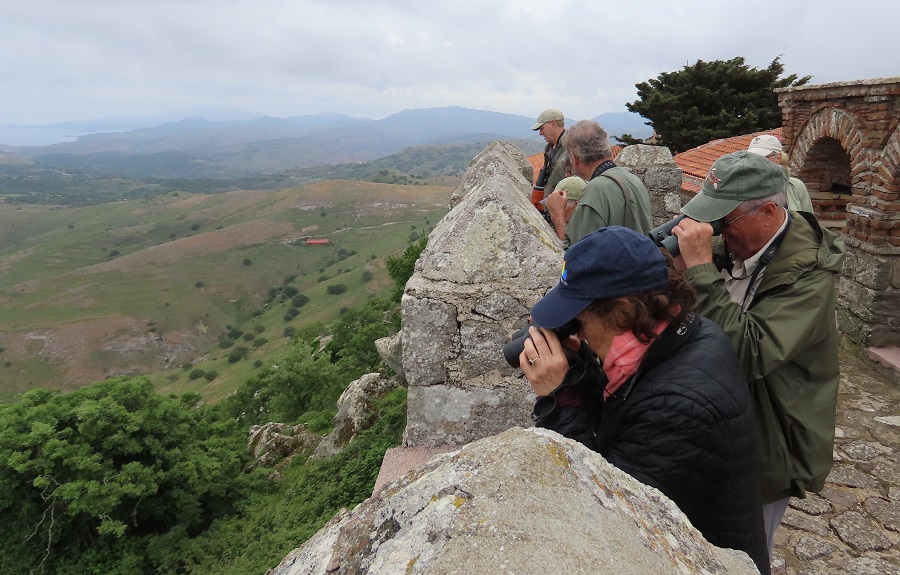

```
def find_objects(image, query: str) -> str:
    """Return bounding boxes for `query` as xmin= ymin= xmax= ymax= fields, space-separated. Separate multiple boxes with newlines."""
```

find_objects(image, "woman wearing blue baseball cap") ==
xmin=518 ymin=226 xmax=770 ymax=575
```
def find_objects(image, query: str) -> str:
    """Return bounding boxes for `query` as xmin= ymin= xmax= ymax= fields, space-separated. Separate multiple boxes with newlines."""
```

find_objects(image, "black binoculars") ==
xmin=503 ymin=319 xmax=581 ymax=368
xmin=646 ymin=215 xmax=723 ymax=257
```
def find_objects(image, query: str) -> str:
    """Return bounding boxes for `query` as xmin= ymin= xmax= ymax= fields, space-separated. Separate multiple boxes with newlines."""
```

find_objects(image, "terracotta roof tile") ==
xmin=674 ymin=128 xmax=783 ymax=192
xmin=527 ymin=153 xmax=543 ymax=185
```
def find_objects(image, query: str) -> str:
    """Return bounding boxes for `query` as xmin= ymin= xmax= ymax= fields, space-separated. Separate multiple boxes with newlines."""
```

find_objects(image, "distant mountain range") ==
xmin=0 ymin=108 xmax=652 ymax=179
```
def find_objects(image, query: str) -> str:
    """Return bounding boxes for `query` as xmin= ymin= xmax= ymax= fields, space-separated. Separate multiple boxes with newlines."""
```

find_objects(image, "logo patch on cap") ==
xmin=560 ymin=260 xmax=569 ymax=286
xmin=705 ymin=167 xmax=721 ymax=190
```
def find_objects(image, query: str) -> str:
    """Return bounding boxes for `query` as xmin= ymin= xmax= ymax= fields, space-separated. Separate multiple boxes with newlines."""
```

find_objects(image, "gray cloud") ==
xmin=1 ymin=0 xmax=897 ymax=125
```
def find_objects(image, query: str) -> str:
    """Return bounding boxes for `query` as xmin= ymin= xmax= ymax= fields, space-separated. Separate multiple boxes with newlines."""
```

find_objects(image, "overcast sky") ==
xmin=2 ymin=0 xmax=898 ymax=127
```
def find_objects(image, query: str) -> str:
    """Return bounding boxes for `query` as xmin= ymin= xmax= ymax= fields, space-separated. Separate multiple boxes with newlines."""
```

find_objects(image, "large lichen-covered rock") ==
xmin=247 ymin=422 xmax=321 ymax=470
xmin=312 ymin=373 xmax=399 ymax=460
xmin=268 ymin=427 xmax=759 ymax=575
xmin=401 ymin=142 xmax=563 ymax=447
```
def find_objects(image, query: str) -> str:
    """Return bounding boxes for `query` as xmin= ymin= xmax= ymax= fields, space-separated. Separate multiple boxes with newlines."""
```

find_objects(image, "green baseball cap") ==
xmin=554 ymin=176 xmax=586 ymax=201
xmin=681 ymin=151 xmax=787 ymax=222
xmin=531 ymin=109 xmax=564 ymax=130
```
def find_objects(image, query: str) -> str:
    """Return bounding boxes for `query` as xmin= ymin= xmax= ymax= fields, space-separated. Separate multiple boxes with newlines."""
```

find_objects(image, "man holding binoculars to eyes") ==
xmin=671 ymin=150 xmax=846 ymax=556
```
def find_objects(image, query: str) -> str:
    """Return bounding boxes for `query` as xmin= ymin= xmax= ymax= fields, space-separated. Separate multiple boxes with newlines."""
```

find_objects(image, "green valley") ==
xmin=0 ymin=180 xmax=452 ymax=401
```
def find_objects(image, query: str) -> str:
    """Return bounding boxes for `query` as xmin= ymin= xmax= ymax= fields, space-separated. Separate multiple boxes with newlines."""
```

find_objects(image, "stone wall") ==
xmin=615 ymin=144 xmax=683 ymax=227
xmin=399 ymin=141 xmax=681 ymax=447
xmin=400 ymin=141 xmax=562 ymax=446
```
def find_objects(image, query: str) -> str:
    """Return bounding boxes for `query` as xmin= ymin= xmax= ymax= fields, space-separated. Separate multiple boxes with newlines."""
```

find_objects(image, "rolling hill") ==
xmin=0 ymin=180 xmax=453 ymax=401
xmin=1 ymin=107 xmax=652 ymax=179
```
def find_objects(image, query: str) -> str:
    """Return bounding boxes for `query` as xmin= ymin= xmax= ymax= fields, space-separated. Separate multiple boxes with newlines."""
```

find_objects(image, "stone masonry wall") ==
xmin=615 ymin=144 xmax=683 ymax=227
xmin=400 ymin=141 xmax=562 ymax=446
xmin=400 ymin=141 xmax=680 ymax=447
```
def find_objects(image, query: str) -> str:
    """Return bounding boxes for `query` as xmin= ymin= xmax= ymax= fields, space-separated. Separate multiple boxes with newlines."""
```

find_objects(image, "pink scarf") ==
xmin=602 ymin=319 xmax=670 ymax=400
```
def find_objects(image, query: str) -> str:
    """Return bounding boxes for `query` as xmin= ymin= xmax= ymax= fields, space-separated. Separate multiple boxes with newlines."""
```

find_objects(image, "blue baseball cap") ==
xmin=531 ymin=226 xmax=669 ymax=329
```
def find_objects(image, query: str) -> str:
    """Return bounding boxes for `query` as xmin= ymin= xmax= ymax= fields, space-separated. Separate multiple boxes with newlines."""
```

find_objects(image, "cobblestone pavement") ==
xmin=772 ymin=350 xmax=900 ymax=575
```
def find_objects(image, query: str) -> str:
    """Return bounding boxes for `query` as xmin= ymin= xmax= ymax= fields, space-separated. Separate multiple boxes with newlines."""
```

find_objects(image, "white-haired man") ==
xmin=672 ymin=150 xmax=846 ymax=559
xmin=747 ymin=134 xmax=814 ymax=213
xmin=544 ymin=119 xmax=652 ymax=247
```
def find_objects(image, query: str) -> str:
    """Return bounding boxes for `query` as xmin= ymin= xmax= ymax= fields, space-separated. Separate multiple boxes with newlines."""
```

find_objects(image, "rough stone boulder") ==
xmin=374 ymin=334 xmax=405 ymax=384
xmin=247 ymin=422 xmax=321 ymax=470
xmin=267 ymin=427 xmax=759 ymax=575
xmin=312 ymin=373 xmax=400 ymax=460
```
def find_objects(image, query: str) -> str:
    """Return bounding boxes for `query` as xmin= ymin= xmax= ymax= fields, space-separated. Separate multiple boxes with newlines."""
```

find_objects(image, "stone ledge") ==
xmin=373 ymin=445 xmax=457 ymax=493
xmin=867 ymin=346 xmax=900 ymax=380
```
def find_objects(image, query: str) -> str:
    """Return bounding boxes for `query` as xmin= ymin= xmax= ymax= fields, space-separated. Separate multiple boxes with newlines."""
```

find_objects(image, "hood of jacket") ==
xmin=758 ymin=211 xmax=845 ymax=291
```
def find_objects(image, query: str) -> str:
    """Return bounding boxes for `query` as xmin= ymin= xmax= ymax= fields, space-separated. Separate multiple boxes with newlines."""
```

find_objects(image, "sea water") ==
xmin=0 ymin=126 xmax=94 ymax=147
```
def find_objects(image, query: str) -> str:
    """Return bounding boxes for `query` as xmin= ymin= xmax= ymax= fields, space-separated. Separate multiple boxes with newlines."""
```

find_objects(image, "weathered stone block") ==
xmin=643 ymin=165 xmax=683 ymax=190
xmin=450 ymin=141 xmax=532 ymax=208
xmin=403 ymin=385 xmax=532 ymax=446
xmin=616 ymin=143 xmax=675 ymax=167
xmin=841 ymin=246 xmax=894 ymax=289
xmin=269 ymin=428 xmax=760 ymax=575
xmin=401 ymin=296 xmax=459 ymax=386
xmin=399 ymin=142 xmax=564 ymax=447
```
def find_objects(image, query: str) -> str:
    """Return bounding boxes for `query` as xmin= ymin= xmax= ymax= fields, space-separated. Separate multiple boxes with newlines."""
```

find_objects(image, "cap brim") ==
xmin=747 ymin=147 xmax=774 ymax=156
xmin=530 ymin=122 xmax=544 ymax=130
xmin=681 ymin=193 xmax=742 ymax=223
xmin=530 ymin=284 xmax=593 ymax=330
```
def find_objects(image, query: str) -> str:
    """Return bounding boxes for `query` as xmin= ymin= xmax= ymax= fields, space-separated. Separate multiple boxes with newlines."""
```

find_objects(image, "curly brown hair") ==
xmin=585 ymin=249 xmax=696 ymax=343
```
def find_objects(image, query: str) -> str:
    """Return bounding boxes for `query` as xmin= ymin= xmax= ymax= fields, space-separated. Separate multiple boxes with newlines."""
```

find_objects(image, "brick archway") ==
xmin=778 ymin=78 xmax=900 ymax=351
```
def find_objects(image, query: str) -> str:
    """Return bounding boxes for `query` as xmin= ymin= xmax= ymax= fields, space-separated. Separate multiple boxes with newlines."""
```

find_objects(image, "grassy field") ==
xmin=0 ymin=180 xmax=452 ymax=401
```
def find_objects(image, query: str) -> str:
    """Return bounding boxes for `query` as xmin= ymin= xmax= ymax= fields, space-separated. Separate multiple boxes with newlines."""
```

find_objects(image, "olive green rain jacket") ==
xmin=683 ymin=211 xmax=847 ymax=502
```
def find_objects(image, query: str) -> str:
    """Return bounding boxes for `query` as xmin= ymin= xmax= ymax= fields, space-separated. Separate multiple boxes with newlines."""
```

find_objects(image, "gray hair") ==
xmin=738 ymin=189 xmax=787 ymax=212
xmin=561 ymin=120 xmax=612 ymax=164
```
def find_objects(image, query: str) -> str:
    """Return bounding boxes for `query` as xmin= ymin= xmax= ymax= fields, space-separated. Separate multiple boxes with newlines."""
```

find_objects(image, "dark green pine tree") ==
xmin=626 ymin=56 xmax=811 ymax=153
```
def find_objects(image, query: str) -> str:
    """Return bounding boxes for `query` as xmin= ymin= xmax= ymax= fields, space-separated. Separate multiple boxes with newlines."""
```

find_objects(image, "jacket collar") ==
xmin=605 ymin=310 xmax=700 ymax=403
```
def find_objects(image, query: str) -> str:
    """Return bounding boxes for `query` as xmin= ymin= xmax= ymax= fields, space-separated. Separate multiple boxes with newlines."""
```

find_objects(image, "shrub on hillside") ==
xmin=386 ymin=236 xmax=427 ymax=301
xmin=227 ymin=347 xmax=249 ymax=364
xmin=326 ymin=283 xmax=347 ymax=295
xmin=0 ymin=378 xmax=257 ymax=575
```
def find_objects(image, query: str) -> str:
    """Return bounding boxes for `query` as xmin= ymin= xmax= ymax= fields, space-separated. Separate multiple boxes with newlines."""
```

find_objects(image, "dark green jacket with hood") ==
xmin=683 ymin=211 xmax=846 ymax=502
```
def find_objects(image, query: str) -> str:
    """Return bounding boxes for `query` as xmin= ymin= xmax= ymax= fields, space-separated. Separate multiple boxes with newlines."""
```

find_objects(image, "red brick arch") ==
xmin=789 ymin=106 xmax=868 ymax=186
xmin=777 ymin=78 xmax=900 ymax=349
xmin=878 ymin=123 xmax=900 ymax=187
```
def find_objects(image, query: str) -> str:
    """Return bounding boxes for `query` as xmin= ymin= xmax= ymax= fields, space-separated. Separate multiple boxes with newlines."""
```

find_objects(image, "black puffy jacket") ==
xmin=533 ymin=312 xmax=770 ymax=575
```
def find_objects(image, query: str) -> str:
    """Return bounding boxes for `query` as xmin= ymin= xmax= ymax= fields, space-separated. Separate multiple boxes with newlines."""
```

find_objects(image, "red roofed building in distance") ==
xmin=305 ymin=238 xmax=330 ymax=245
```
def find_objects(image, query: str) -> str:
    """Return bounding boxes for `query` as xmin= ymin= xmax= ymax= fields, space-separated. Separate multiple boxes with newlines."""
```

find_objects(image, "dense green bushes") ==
xmin=0 ymin=235 xmax=425 ymax=574
xmin=0 ymin=378 xmax=258 ymax=574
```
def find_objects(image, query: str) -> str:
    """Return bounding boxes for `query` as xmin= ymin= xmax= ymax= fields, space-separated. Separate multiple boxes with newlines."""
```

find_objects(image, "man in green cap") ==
xmin=530 ymin=109 xmax=567 ymax=214
xmin=670 ymin=150 xmax=846 ymax=560
xmin=545 ymin=119 xmax=653 ymax=247
xmin=542 ymin=175 xmax=586 ymax=241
